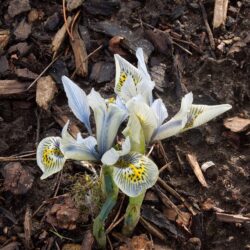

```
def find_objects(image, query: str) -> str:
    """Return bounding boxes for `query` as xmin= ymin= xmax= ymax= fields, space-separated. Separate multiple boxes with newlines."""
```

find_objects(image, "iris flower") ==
xmin=114 ymin=50 xmax=232 ymax=145
xmin=36 ymin=76 xmax=158 ymax=197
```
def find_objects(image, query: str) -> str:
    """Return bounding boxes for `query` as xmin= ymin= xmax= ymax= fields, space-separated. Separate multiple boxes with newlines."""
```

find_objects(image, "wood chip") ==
xmin=213 ymin=0 xmax=229 ymax=29
xmin=51 ymin=16 xmax=72 ymax=57
xmin=70 ymin=22 xmax=88 ymax=77
xmin=24 ymin=206 xmax=33 ymax=249
xmin=224 ymin=116 xmax=250 ymax=133
xmin=0 ymin=30 xmax=10 ymax=52
xmin=66 ymin=0 xmax=83 ymax=11
xmin=0 ymin=80 xmax=29 ymax=95
xmin=36 ymin=75 xmax=58 ymax=110
xmin=216 ymin=212 xmax=250 ymax=223
xmin=186 ymin=153 xmax=208 ymax=188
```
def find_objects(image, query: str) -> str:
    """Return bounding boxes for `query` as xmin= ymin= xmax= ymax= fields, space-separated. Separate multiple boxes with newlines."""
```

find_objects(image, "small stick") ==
xmin=106 ymin=215 xmax=125 ymax=234
xmin=62 ymin=0 xmax=74 ymax=41
xmin=199 ymin=1 xmax=215 ymax=49
xmin=173 ymin=41 xmax=193 ymax=55
xmin=216 ymin=212 xmax=250 ymax=223
xmin=26 ymin=56 xmax=59 ymax=90
xmin=146 ymin=143 xmax=155 ymax=157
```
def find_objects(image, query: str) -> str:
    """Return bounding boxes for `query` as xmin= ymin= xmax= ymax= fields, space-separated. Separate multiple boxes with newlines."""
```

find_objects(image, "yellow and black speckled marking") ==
xmin=42 ymin=147 xmax=64 ymax=168
xmin=117 ymin=71 xmax=141 ymax=92
xmin=182 ymin=106 xmax=204 ymax=130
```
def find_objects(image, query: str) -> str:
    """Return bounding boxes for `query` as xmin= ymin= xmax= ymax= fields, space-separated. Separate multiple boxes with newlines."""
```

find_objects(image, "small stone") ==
xmin=8 ymin=0 xmax=31 ymax=18
xmin=28 ymin=9 xmax=43 ymax=23
xmin=186 ymin=237 xmax=201 ymax=250
xmin=1 ymin=162 xmax=34 ymax=195
xmin=14 ymin=19 xmax=32 ymax=41
xmin=44 ymin=12 xmax=60 ymax=32
xmin=90 ymin=61 xmax=115 ymax=83
xmin=66 ymin=0 xmax=84 ymax=11
xmin=0 ymin=30 xmax=10 ymax=52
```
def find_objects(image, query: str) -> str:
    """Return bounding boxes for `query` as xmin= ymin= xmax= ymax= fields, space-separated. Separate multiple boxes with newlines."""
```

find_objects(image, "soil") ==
xmin=0 ymin=0 xmax=249 ymax=249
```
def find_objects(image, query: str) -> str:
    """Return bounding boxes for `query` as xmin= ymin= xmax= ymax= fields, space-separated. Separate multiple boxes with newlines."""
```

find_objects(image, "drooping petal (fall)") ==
xmin=37 ymin=136 xmax=66 ymax=179
xmin=62 ymin=76 xmax=92 ymax=134
xmin=101 ymin=137 xmax=131 ymax=166
xmin=60 ymin=121 xmax=99 ymax=161
xmin=88 ymin=89 xmax=128 ymax=155
xmin=113 ymin=152 xmax=159 ymax=197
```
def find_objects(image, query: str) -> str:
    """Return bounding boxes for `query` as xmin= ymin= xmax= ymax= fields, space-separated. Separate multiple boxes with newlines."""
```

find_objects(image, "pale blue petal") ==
xmin=123 ymin=114 xmax=142 ymax=144
xmin=61 ymin=76 xmax=92 ymax=134
xmin=119 ymin=75 xmax=137 ymax=102
xmin=113 ymin=152 xmax=159 ymax=197
xmin=101 ymin=148 xmax=120 ymax=166
xmin=37 ymin=136 xmax=66 ymax=179
xmin=60 ymin=121 xmax=99 ymax=161
xmin=151 ymin=99 xmax=168 ymax=126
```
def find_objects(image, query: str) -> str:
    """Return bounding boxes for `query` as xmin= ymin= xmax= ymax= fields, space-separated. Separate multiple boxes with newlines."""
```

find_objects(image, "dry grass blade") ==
xmin=216 ymin=212 xmax=250 ymax=223
xmin=24 ymin=206 xmax=33 ymax=249
xmin=186 ymin=153 xmax=208 ymax=188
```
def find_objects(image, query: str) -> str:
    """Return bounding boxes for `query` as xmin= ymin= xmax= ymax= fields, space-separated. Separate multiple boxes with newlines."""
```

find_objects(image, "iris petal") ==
xmin=182 ymin=104 xmax=232 ymax=131
xmin=113 ymin=152 xmax=158 ymax=197
xmin=62 ymin=76 xmax=92 ymax=134
xmin=151 ymin=99 xmax=168 ymax=127
xmin=60 ymin=121 xmax=99 ymax=161
xmin=36 ymin=136 xmax=66 ymax=179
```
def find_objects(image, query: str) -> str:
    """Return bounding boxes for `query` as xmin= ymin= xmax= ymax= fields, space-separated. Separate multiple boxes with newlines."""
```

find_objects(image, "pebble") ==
xmin=8 ymin=0 xmax=31 ymax=18
xmin=14 ymin=19 xmax=32 ymax=41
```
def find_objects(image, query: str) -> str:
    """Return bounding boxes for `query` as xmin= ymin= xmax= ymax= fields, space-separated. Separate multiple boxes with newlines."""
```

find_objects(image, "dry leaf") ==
xmin=224 ymin=117 xmax=250 ymax=132
xmin=70 ymin=22 xmax=88 ymax=77
xmin=52 ymin=16 xmax=72 ymax=57
xmin=186 ymin=154 xmax=208 ymax=188
xmin=213 ymin=0 xmax=229 ymax=28
xmin=66 ymin=0 xmax=83 ymax=11
xmin=36 ymin=75 xmax=58 ymax=110
xmin=0 ymin=80 xmax=29 ymax=95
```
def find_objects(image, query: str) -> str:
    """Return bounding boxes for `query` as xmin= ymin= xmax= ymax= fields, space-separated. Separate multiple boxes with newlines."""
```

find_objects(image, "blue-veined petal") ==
xmin=182 ymin=104 xmax=232 ymax=131
xmin=114 ymin=54 xmax=142 ymax=94
xmin=113 ymin=152 xmax=159 ymax=197
xmin=152 ymin=92 xmax=193 ymax=141
xmin=60 ymin=121 xmax=99 ymax=161
xmin=88 ymin=89 xmax=128 ymax=155
xmin=61 ymin=76 xmax=92 ymax=134
xmin=101 ymin=137 xmax=131 ymax=165
xmin=36 ymin=136 xmax=66 ymax=179
xmin=123 ymin=114 xmax=142 ymax=144
xmin=126 ymin=98 xmax=158 ymax=144
xmin=151 ymin=99 xmax=168 ymax=127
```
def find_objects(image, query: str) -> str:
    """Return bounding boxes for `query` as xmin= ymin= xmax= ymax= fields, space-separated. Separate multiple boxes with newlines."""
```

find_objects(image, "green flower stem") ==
xmin=122 ymin=191 xmax=145 ymax=235
xmin=93 ymin=166 xmax=118 ymax=248
xmin=122 ymin=131 xmax=146 ymax=235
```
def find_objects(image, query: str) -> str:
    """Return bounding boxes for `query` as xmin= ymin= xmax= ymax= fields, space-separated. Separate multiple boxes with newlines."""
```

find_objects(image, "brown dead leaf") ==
xmin=163 ymin=207 xmax=191 ymax=228
xmin=108 ymin=36 xmax=127 ymax=56
xmin=36 ymin=75 xmax=58 ymax=111
xmin=224 ymin=117 xmax=250 ymax=132
xmin=213 ymin=0 xmax=229 ymax=29
xmin=1 ymin=162 xmax=34 ymax=195
xmin=52 ymin=16 xmax=72 ymax=57
xmin=70 ymin=22 xmax=88 ymax=77
xmin=186 ymin=154 xmax=208 ymax=188
xmin=119 ymin=234 xmax=152 ymax=250
xmin=201 ymin=198 xmax=216 ymax=211
xmin=46 ymin=194 xmax=79 ymax=230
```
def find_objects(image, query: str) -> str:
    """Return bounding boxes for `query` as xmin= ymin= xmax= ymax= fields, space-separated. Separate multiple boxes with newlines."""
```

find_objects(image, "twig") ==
xmin=0 ymin=156 xmax=36 ymax=162
xmin=53 ymin=171 xmax=63 ymax=197
xmin=107 ymin=235 xmax=113 ymax=250
xmin=157 ymin=177 xmax=197 ymax=215
xmin=71 ymin=44 xmax=103 ymax=78
xmin=26 ymin=56 xmax=59 ymax=90
xmin=216 ymin=212 xmax=250 ymax=223
xmin=159 ymin=162 xmax=172 ymax=174
xmin=146 ymin=143 xmax=155 ymax=157
xmin=106 ymin=215 xmax=125 ymax=234
xmin=62 ymin=0 xmax=74 ymax=41
xmin=199 ymin=1 xmax=215 ymax=49
xmin=173 ymin=41 xmax=193 ymax=55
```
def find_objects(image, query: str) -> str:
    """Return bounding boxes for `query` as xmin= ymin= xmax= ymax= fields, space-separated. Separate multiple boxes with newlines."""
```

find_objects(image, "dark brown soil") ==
xmin=0 ymin=0 xmax=249 ymax=249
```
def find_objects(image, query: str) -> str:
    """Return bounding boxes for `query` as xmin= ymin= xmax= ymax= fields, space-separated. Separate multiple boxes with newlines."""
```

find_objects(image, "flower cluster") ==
xmin=37 ymin=48 xmax=232 ymax=197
